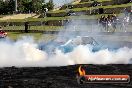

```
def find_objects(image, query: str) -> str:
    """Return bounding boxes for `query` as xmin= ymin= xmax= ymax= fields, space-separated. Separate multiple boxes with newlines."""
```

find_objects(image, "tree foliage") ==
xmin=0 ymin=0 xmax=15 ymax=14
xmin=0 ymin=0 xmax=54 ymax=15
xmin=47 ymin=0 xmax=54 ymax=11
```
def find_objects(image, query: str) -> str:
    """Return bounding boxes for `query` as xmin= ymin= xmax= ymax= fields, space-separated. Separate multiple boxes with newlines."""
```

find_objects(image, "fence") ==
xmin=0 ymin=13 xmax=131 ymax=33
xmin=1 ymin=19 xmax=131 ymax=33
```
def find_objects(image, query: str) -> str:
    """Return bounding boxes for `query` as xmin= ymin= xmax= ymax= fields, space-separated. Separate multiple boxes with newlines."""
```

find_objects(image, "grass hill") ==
xmin=0 ymin=0 xmax=131 ymax=26
xmin=0 ymin=0 xmax=131 ymax=40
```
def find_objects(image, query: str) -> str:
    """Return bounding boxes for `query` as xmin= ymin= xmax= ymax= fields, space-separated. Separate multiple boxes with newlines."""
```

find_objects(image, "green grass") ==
xmin=0 ymin=13 xmax=121 ymax=23
xmin=0 ymin=19 xmax=26 ymax=22
xmin=49 ymin=2 xmax=132 ymax=13
xmin=74 ymin=0 xmax=111 ymax=5
xmin=0 ymin=17 xmax=69 ymax=22
xmin=7 ymin=32 xmax=56 ymax=41
xmin=27 ymin=17 xmax=66 ymax=21
xmin=65 ymin=13 xmax=121 ymax=20
xmin=7 ymin=32 xmax=43 ymax=41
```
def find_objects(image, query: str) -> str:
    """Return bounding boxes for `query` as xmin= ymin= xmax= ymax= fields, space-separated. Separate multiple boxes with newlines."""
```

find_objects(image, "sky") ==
xmin=46 ymin=0 xmax=74 ymax=7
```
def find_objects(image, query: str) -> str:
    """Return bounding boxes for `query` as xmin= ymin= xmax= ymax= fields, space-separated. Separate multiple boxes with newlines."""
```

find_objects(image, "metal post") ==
xmin=90 ymin=7 xmax=92 ymax=14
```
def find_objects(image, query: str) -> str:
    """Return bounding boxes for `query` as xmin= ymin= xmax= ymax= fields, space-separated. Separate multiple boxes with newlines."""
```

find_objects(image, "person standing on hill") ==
xmin=111 ymin=14 xmax=117 ymax=30
xmin=130 ymin=10 xmax=132 ymax=23
xmin=25 ymin=22 xmax=29 ymax=33
xmin=124 ymin=8 xmax=129 ymax=17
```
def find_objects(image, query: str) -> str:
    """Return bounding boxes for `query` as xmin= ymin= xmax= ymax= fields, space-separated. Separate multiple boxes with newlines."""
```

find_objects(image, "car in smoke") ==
xmin=0 ymin=30 xmax=7 ymax=38
xmin=39 ymin=35 xmax=132 ymax=54
xmin=58 ymin=36 xmax=100 ymax=53
xmin=39 ymin=36 xmax=100 ymax=54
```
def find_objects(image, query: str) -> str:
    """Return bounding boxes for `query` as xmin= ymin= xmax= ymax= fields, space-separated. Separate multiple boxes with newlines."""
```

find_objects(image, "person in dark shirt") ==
xmin=124 ymin=8 xmax=129 ymax=17
xmin=99 ymin=15 xmax=105 ymax=31
xmin=25 ymin=22 xmax=29 ymax=33
xmin=107 ymin=15 xmax=112 ymax=22
xmin=99 ymin=15 xmax=108 ymax=31
xmin=111 ymin=14 xmax=117 ymax=30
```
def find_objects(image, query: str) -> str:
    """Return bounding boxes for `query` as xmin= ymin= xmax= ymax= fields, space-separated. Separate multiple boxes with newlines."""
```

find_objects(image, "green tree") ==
xmin=17 ymin=0 xmax=32 ymax=13
xmin=32 ymin=0 xmax=44 ymax=13
xmin=8 ymin=0 xmax=15 ymax=14
xmin=47 ymin=0 xmax=54 ymax=11
xmin=17 ymin=0 xmax=45 ymax=13
xmin=0 ymin=0 xmax=5 ymax=14
xmin=0 ymin=0 xmax=15 ymax=14
xmin=22 ymin=0 xmax=32 ymax=13
xmin=0 ymin=0 xmax=49 ymax=14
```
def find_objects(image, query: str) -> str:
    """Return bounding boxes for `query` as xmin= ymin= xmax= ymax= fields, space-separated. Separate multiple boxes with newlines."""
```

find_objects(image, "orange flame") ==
xmin=78 ymin=66 xmax=86 ymax=76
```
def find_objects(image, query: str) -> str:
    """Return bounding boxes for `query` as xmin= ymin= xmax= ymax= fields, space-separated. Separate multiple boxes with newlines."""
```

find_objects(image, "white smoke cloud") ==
xmin=0 ymin=14 xmax=132 ymax=67
xmin=0 ymin=37 xmax=132 ymax=67
xmin=0 ymin=37 xmax=47 ymax=67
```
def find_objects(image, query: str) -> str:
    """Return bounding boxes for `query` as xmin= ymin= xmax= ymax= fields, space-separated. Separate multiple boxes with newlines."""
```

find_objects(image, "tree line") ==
xmin=0 ymin=0 xmax=54 ymax=15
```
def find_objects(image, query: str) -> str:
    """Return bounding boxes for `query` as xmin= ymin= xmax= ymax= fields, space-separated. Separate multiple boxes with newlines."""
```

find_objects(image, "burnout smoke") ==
xmin=0 ymin=16 xmax=132 ymax=67
xmin=0 ymin=37 xmax=132 ymax=67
